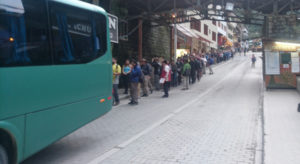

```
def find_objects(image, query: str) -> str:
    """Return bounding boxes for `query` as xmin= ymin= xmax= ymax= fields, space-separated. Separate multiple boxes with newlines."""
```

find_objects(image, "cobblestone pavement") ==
xmin=98 ymin=55 xmax=263 ymax=164
xmin=264 ymin=90 xmax=300 ymax=164
xmin=22 ymin=54 xmax=263 ymax=164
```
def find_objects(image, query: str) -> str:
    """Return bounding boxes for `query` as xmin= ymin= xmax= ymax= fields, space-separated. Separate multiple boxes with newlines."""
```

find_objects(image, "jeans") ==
xmin=123 ymin=74 xmax=130 ymax=93
xmin=184 ymin=76 xmax=189 ymax=89
xmin=130 ymin=82 xmax=139 ymax=103
xmin=142 ymin=75 xmax=152 ymax=95
xmin=171 ymin=73 xmax=178 ymax=87
xmin=208 ymin=65 xmax=213 ymax=74
xmin=154 ymin=74 xmax=160 ymax=90
xmin=113 ymin=84 xmax=119 ymax=103
xmin=163 ymin=81 xmax=170 ymax=96
xmin=196 ymin=69 xmax=202 ymax=81
xmin=178 ymin=72 xmax=182 ymax=85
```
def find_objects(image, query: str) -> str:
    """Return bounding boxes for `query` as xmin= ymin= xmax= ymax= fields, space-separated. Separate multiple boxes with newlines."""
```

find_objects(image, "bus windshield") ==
xmin=0 ymin=4 xmax=107 ymax=67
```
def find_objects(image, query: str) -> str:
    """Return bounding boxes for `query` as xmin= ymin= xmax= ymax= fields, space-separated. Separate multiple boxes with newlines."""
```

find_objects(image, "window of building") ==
xmin=212 ymin=20 xmax=216 ymax=25
xmin=0 ymin=0 xmax=51 ymax=67
xmin=212 ymin=32 xmax=216 ymax=41
xmin=218 ymin=22 xmax=220 ymax=27
xmin=190 ymin=18 xmax=201 ymax=32
xmin=204 ymin=24 xmax=208 ymax=35
xmin=49 ymin=2 xmax=107 ymax=64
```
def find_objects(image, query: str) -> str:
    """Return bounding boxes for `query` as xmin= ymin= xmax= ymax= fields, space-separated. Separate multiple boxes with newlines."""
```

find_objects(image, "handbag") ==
xmin=159 ymin=78 xmax=165 ymax=84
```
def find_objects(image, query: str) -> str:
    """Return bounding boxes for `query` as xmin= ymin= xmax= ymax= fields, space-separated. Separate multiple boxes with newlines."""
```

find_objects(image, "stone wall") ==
xmin=112 ymin=20 xmax=172 ymax=63
xmin=143 ymin=21 xmax=171 ymax=61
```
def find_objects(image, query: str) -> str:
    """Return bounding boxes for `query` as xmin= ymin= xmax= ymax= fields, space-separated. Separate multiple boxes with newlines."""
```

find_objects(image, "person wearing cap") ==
xmin=141 ymin=58 xmax=152 ymax=97
xmin=129 ymin=60 xmax=142 ymax=105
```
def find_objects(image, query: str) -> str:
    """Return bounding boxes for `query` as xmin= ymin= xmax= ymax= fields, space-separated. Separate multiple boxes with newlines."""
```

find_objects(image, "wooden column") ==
xmin=138 ymin=19 xmax=143 ymax=62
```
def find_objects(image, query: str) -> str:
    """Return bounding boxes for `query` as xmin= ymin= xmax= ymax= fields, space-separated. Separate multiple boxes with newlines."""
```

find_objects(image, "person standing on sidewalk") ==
xmin=171 ymin=61 xmax=178 ymax=87
xmin=141 ymin=59 xmax=152 ymax=97
xmin=176 ymin=59 xmax=183 ymax=86
xmin=251 ymin=54 xmax=256 ymax=68
xmin=201 ymin=55 xmax=207 ymax=75
xmin=161 ymin=60 xmax=171 ymax=98
xmin=207 ymin=55 xmax=214 ymax=75
xmin=129 ymin=60 xmax=142 ymax=105
xmin=152 ymin=58 xmax=161 ymax=91
xmin=195 ymin=58 xmax=203 ymax=82
xmin=122 ymin=59 xmax=131 ymax=94
xmin=112 ymin=58 xmax=121 ymax=106
xmin=182 ymin=59 xmax=191 ymax=90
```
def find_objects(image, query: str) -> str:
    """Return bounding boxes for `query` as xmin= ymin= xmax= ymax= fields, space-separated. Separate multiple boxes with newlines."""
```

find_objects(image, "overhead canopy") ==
xmin=0 ymin=0 xmax=24 ymax=14
xmin=125 ymin=0 xmax=300 ymax=25
xmin=127 ymin=0 xmax=300 ymax=14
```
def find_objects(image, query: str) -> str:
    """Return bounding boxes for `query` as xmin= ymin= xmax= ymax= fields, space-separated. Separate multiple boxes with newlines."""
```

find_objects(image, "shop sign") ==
xmin=272 ymin=44 xmax=297 ymax=52
xmin=265 ymin=51 xmax=280 ymax=75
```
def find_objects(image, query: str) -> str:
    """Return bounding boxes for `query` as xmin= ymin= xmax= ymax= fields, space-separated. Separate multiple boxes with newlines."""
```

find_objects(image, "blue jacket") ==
xmin=130 ymin=65 xmax=142 ymax=83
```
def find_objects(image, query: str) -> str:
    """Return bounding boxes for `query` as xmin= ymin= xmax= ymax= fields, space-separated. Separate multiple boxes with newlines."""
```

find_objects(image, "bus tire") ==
xmin=0 ymin=145 xmax=8 ymax=164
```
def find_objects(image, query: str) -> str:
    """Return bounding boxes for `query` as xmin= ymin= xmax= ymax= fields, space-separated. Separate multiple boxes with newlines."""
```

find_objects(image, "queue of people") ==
xmin=112 ymin=51 xmax=234 ymax=106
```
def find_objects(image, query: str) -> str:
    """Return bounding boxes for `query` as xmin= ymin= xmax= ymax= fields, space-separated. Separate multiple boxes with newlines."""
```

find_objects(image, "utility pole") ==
xmin=173 ymin=0 xmax=177 ymax=62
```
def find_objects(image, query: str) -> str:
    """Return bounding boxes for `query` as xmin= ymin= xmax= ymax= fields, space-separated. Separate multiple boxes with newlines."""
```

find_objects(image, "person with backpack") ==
xmin=129 ymin=60 xmax=142 ymax=105
xmin=182 ymin=59 xmax=191 ymax=90
xmin=141 ymin=59 xmax=152 ymax=97
xmin=151 ymin=57 xmax=161 ymax=91
xmin=160 ymin=60 xmax=171 ymax=98
xmin=112 ymin=58 xmax=121 ymax=106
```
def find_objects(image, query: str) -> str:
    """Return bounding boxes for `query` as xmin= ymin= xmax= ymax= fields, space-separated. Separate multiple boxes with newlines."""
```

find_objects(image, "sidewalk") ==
xmin=117 ymin=59 xmax=232 ymax=102
xmin=264 ymin=90 xmax=300 ymax=164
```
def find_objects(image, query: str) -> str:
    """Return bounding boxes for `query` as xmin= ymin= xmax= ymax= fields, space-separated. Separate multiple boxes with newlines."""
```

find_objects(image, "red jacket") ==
xmin=161 ymin=65 xmax=171 ymax=82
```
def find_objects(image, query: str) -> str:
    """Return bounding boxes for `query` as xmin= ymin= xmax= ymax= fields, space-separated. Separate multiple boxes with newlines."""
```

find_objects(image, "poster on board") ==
xmin=291 ymin=52 xmax=300 ymax=73
xmin=265 ymin=51 xmax=280 ymax=75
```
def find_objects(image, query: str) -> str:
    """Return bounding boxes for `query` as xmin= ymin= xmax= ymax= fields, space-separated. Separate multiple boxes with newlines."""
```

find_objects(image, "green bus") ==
xmin=0 ymin=0 xmax=112 ymax=163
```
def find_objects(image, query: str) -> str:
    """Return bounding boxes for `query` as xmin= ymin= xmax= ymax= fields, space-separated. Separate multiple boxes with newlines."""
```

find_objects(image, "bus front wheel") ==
xmin=0 ymin=145 xmax=8 ymax=164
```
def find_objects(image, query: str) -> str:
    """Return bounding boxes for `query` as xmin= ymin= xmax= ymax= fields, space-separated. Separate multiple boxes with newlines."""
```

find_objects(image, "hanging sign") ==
xmin=108 ymin=13 xmax=118 ymax=43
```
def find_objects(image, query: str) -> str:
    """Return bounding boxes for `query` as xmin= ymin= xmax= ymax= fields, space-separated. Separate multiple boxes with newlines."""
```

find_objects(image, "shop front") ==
xmin=263 ymin=40 xmax=300 ymax=89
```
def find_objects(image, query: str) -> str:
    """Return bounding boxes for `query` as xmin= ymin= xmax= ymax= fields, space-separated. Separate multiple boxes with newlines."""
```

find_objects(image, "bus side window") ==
xmin=0 ymin=0 xmax=51 ymax=67
xmin=49 ymin=2 xmax=107 ymax=65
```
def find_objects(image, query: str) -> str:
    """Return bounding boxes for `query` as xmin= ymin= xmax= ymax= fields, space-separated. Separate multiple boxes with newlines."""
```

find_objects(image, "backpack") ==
xmin=139 ymin=71 xmax=144 ymax=83
xmin=147 ymin=63 xmax=153 ymax=73
xmin=183 ymin=65 xmax=191 ymax=76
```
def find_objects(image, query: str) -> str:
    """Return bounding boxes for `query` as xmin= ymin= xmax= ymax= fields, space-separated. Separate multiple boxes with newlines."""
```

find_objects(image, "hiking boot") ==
xmin=113 ymin=102 xmax=120 ymax=106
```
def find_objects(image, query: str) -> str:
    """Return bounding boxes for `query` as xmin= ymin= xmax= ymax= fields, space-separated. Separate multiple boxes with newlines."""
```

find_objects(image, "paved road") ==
xmin=23 ymin=54 xmax=263 ymax=164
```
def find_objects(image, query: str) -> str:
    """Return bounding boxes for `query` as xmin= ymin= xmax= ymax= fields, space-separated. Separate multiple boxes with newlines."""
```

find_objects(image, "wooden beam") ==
xmin=138 ymin=19 xmax=143 ymax=62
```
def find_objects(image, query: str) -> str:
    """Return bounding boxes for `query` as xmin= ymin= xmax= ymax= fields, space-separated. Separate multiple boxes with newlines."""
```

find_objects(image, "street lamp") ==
xmin=225 ymin=2 xmax=234 ymax=11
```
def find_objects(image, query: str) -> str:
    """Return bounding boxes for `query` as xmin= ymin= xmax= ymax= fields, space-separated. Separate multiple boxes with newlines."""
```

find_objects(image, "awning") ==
xmin=0 ymin=0 xmax=24 ymax=14
xmin=191 ymin=29 xmax=212 ymax=44
xmin=225 ymin=39 xmax=233 ymax=47
xmin=176 ymin=24 xmax=212 ymax=44
xmin=176 ymin=24 xmax=198 ymax=38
